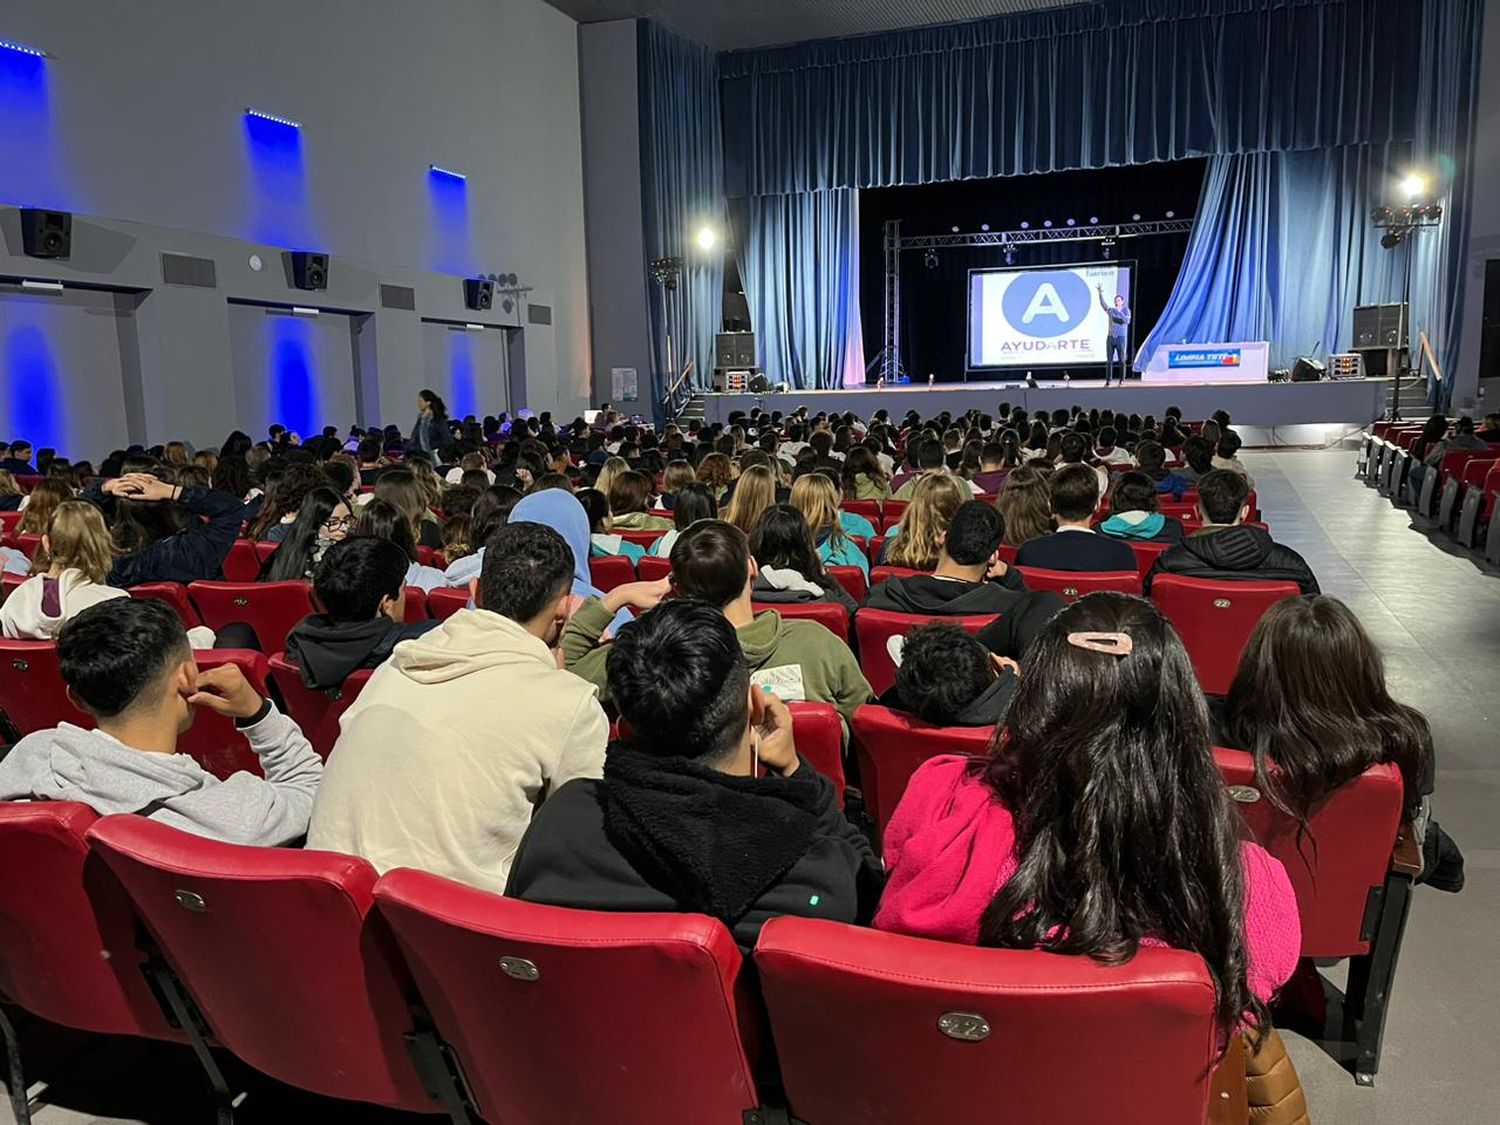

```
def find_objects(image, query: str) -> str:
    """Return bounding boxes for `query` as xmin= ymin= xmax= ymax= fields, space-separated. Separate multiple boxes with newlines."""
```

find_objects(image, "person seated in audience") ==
xmin=880 ymin=622 xmax=1017 ymax=727
xmin=1015 ymin=465 xmax=1139 ymax=572
xmin=608 ymin=470 xmax=672 ymax=531
xmin=657 ymin=459 xmax=696 ymax=510
xmin=578 ymin=487 xmax=646 ymax=564
xmin=1056 ymin=432 xmax=1109 ymax=493
xmin=0 ymin=598 xmax=322 ymax=845
xmin=1211 ymin=429 xmax=1255 ymax=489
xmin=441 ymin=484 xmax=523 ymax=586
xmin=1133 ymin=440 xmax=1191 ymax=500
xmin=1 ymin=440 xmax=35 ymax=475
xmin=722 ymin=464 xmax=778 ymax=540
xmin=307 ymin=522 xmax=608 ymax=889
xmin=444 ymin=449 xmax=495 ymax=486
xmin=749 ymin=504 xmax=859 ymax=615
xmin=509 ymin=598 xmax=881 ymax=948
xmin=1093 ymin=425 xmax=1134 ymax=466
xmin=647 ymin=482 xmax=716 ymax=559
xmin=993 ymin=464 xmax=1054 ymax=549
xmin=1146 ymin=469 xmax=1318 ymax=594
xmin=1177 ymin=434 xmax=1216 ymax=485
xmin=0 ymin=469 xmax=22 ymax=512
xmin=2 ymin=500 xmax=129 ymax=638
xmin=284 ymin=537 xmax=440 ymax=691
xmin=1477 ymin=412 xmax=1500 ymax=443
xmin=1423 ymin=415 xmax=1489 ymax=467
xmin=842 ymin=445 xmax=892 ymax=501
xmin=562 ymin=520 xmax=873 ymax=728
xmin=354 ymin=499 xmax=448 ymax=592
xmin=84 ymin=472 xmax=242 ymax=587
xmin=1097 ymin=471 xmax=1186 ymax=543
xmin=968 ymin=441 xmax=1014 ymax=496
xmin=260 ymin=487 xmax=354 ymax=582
xmin=373 ymin=468 xmax=444 ymax=550
xmin=875 ymin=593 xmax=1301 ymax=1041
xmin=1219 ymin=595 xmax=1462 ymax=891
xmin=17 ymin=477 xmax=73 ymax=535
xmin=248 ymin=461 xmax=327 ymax=541
xmin=883 ymin=474 xmax=964 ymax=568
xmin=891 ymin=438 xmax=976 ymax=501
xmin=791 ymin=472 xmax=871 ymax=577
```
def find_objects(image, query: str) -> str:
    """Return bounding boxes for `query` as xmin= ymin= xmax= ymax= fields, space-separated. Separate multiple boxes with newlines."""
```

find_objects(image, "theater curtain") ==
xmin=638 ymin=22 xmax=725 ymax=406
xmin=733 ymin=191 xmax=866 ymax=390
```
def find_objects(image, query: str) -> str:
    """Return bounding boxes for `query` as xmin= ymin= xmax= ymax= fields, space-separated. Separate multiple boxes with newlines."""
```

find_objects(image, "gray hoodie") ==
xmin=0 ymin=706 xmax=322 ymax=846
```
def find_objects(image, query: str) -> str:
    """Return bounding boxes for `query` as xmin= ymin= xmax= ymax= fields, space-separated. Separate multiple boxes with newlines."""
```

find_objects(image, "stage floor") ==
xmin=702 ymin=377 xmax=1391 ymax=433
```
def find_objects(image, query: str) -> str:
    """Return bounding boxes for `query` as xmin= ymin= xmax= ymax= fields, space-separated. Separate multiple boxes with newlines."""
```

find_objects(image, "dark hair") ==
xmin=1108 ymin=471 xmax=1160 ymax=515
xmin=1049 ymin=464 xmax=1101 ymax=522
xmin=469 ymin=484 xmax=524 ymax=548
xmin=608 ymin=470 xmax=655 ymax=515
xmin=109 ymin=483 xmax=190 ymax=555
xmin=895 ymin=624 xmax=995 ymax=726
xmin=249 ymin=461 xmax=326 ymax=539
xmin=323 ymin=458 xmax=355 ymax=498
xmin=1216 ymin=430 xmax=1243 ymax=459
xmin=263 ymin=486 xmax=347 ymax=582
xmin=57 ymin=598 xmax=190 ymax=718
xmin=1134 ymin=440 xmax=1166 ymax=473
xmin=355 ymin=498 xmax=419 ymax=563
xmin=315 ymin=536 xmax=409 ymax=622
xmin=479 ymin=522 xmax=575 ymax=622
xmin=1225 ymin=596 xmax=1430 ymax=823
xmin=670 ymin=521 xmax=750 ymax=607
xmin=358 ymin=437 xmax=383 ymax=464
xmin=976 ymin=593 xmax=1262 ymax=1041
xmin=606 ymin=599 xmax=749 ymax=766
xmin=418 ymin=388 xmax=449 ymax=420
xmin=1182 ymin=435 xmax=1215 ymax=474
xmin=1058 ymin=432 xmax=1089 ymax=464
xmin=576 ymin=488 xmax=610 ymax=533
xmin=212 ymin=456 xmax=253 ymax=500
xmin=671 ymin=482 xmax=717 ymax=531
xmin=749 ymin=504 xmax=826 ymax=582
xmin=913 ymin=439 xmax=943 ymax=471
xmin=943 ymin=501 xmax=1004 ymax=565
xmin=1197 ymin=470 xmax=1249 ymax=525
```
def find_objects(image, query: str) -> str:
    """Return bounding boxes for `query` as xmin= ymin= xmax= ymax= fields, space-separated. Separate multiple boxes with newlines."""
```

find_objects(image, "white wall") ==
xmin=1455 ymin=0 xmax=1500 ymax=409
xmin=0 ymin=0 xmax=591 ymax=451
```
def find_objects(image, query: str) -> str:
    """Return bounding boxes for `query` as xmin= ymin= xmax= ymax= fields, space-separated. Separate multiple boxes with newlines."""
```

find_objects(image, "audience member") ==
xmin=0 ymin=470 xmax=22 ymax=512
xmin=374 ymin=468 xmax=444 ymax=549
xmin=261 ymin=487 xmax=353 ymax=582
xmin=1212 ymin=429 xmax=1256 ymax=488
xmin=994 ymin=464 xmax=1054 ymax=548
xmin=791 ymin=472 xmax=870 ymax=576
xmin=608 ymin=470 xmax=672 ymax=530
xmin=2 ymin=500 xmax=127 ymax=638
xmin=17 ymin=478 xmax=72 ymax=535
xmin=1097 ymin=471 xmax=1186 ymax=543
xmin=355 ymin=499 xmax=447 ymax=592
xmin=722 ymin=464 xmax=778 ymax=539
xmin=1134 ymin=440 xmax=1190 ymax=500
xmin=1178 ymin=435 xmax=1216 ymax=484
xmin=1 ymin=440 xmax=36 ymax=474
xmin=577 ymin=487 xmax=646 ymax=564
xmin=884 ymin=474 xmax=964 ymax=569
xmin=842 ymin=445 xmax=892 ymax=501
xmin=749 ymin=504 xmax=859 ymax=614
xmin=892 ymin=439 xmax=975 ymax=501
xmin=1015 ymin=464 xmax=1138 ymax=572
xmin=882 ymin=622 xmax=1017 ymax=727
xmin=87 ymin=473 xmax=242 ymax=587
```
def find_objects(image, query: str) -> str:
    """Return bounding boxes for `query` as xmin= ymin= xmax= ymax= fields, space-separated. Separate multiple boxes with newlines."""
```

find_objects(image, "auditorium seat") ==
xmin=251 ymin=540 xmax=278 ymax=566
xmin=187 ymin=580 xmax=315 ymax=654
xmin=0 ymin=571 xmax=24 ymax=599
xmin=127 ymin=581 xmax=204 ymax=628
xmin=865 ymin=535 xmax=887 ymax=564
xmin=785 ymin=701 xmax=846 ymax=804
xmin=402 ymin=585 xmax=430 ymax=622
xmin=1416 ymin=449 xmax=1478 ymax=520
xmin=1215 ymin=747 xmax=1415 ymax=1084
xmin=1158 ymin=502 xmax=1199 ymax=522
xmin=415 ymin=545 xmax=447 ymax=569
xmin=1485 ymin=469 xmax=1500 ymax=566
xmin=753 ymin=600 xmax=850 ymax=642
xmin=267 ymin=654 xmax=373 ymax=760
xmin=176 ymin=649 xmax=272 ymax=779
xmin=1438 ymin=455 xmax=1498 ymax=536
xmin=373 ymin=871 xmax=766 ymax=1125
xmin=841 ymin=499 xmax=883 ymax=530
xmin=0 ymin=510 xmax=22 ymax=536
xmin=1151 ymin=576 xmax=1298 ymax=696
xmin=221 ymin=539 xmax=262 ymax=583
xmin=86 ymin=817 xmax=459 ymax=1116
xmin=1127 ymin=540 xmax=1173 ymax=576
xmin=1455 ymin=461 xmax=1500 ymax=549
xmin=882 ymin=500 xmax=909 ymax=527
xmin=825 ymin=564 xmax=867 ymax=603
xmin=637 ymin=555 xmax=672 ymax=582
xmin=754 ymin=917 xmax=1225 ymax=1125
xmin=1014 ymin=567 xmax=1142 ymax=601
xmin=868 ymin=564 xmax=924 ymax=588
xmin=589 ymin=555 xmax=636 ymax=592
xmin=617 ymin=530 xmax=665 ymax=550
xmin=14 ymin=533 xmax=41 ymax=560
xmin=854 ymin=610 xmax=998 ymax=696
xmin=0 ymin=639 xmax=85 ymax=736
xmin=426 ymin=587 xmax=470 ymax=620
xmin=850 ymin=704 xmax=993 ymax=833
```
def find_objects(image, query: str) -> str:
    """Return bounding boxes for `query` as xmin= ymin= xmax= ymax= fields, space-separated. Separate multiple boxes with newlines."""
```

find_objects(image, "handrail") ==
xmin=661 ymin=359 xmax=695 ymax=406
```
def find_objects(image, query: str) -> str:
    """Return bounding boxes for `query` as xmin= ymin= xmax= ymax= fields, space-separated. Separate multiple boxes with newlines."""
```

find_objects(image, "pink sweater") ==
xmin=874 ymin=755 xmax=1302 ymax=1004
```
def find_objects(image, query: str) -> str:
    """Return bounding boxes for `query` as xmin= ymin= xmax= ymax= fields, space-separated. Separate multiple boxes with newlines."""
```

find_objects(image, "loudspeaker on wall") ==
xmin=463 ymin=278 xmax=494 ymax=311
xmin=20 ymin=208 xmax=71 ymax=259
xmin=289 ymin=251 xmax=329 ymax=291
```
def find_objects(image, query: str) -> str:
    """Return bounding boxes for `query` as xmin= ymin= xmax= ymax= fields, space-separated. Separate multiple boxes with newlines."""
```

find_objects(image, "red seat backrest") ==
xmin=402 ymin=585 xmax=429 ymax=622
xmin=86 ymin=816 xmax=438 ymax=1112
xmin=753 ymin=600 xmax=850 ymax=642
xmin=187 ymin=580 xmax=314 ymax=655
xmin=251 ymin=540 xmax=278 ymax=565
xmin=426 ymin=587 xmax=470 ymax=620
xmin=1460 ymin=457 xmax=1499 ymax=488
xmin=177 ymin=650 xmax=271 ymax=779
xmin=1150 ymin=576 xmax=1299 ymax=696
xmin=1214 ymin=748 xmax=1402 ymax=958
xmin=1014 ymin=567 xmax=1142 ymax=601
xmin=373 ymin=869 xmax=762 ymax=1125
xmin=415 ymin=545 xmax=446 ymax=569
xmin=0 ymin=510 xmax=21 ymax=535
xmin=755 ymin=917 xmax=1219 ymax=1125
xmin=1128 ymin=540 xmax=1172 ymax=576
xmin=1159 ymin=502 xmax=1198 ymax=522
xmin=16 ymin=533 xmax=41 ymax=559
xmin=267 ymin=653 xmax=374 ymax=760
xmin=853 ymin=610 xmax=998 ymax=696
xmin=786 ymin=701 xmax=845 ymax=804
xmin=882 ymin=500 xmax=909 ymax=526
xmin=0 ymin=802 xmax=181 ymax=1041
xmin=0 ymin=639 xmax=89 ymax=735
xmin=840 ymin=499 xmax=883 ymax=528
xmin=868 ymin=564 xmax=924 ymax=588
xmin=589 ymin=554 xmax=636 ymax=592
xmin=127 ymin=581 xmax=204 ymax=628
xmin=824 ymin=564 xmax=867 ymax=603
xmin=617 ymin=530 xmax=665 ymax=549
xmin=850 ymin=705 xmax=993 ymax=833
xmin=637 ymin=555 xmax=672 ymax=582
xmin=1486 ymin=462 xmax=1500 ymax=497
xmin=1438 ymin=450 xmax=1482 ymax=482
xmin=0 ymin=570 xmax=25 ymax=599
xmin=220 ymin=540 xmax=261 ymax=583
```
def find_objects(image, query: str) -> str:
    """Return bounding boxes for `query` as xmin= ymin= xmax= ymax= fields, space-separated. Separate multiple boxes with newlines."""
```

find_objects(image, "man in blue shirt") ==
xmin=1097 ymin=285 xmax=1131 ymax=386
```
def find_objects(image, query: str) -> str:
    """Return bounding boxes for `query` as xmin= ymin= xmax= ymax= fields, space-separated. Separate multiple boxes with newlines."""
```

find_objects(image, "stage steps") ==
xmin=676 ymin=393 xmax=707 ymax=423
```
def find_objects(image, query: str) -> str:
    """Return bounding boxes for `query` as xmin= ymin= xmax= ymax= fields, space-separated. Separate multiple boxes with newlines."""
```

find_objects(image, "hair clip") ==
xmin=1066 ymin=631 xmax=1133 ymax=656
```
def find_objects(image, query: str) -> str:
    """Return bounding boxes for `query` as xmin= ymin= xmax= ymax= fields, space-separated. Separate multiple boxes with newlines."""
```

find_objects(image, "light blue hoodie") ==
xmin=510 ymin=490 xmax=635 ymax=634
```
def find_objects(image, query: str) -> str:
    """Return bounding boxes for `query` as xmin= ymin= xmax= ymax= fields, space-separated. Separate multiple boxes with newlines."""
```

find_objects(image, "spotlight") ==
xmin=950 ymin=225 xmax=960 ymax=233
xmin=1020 ymin=221 xmax=1030 ymax=230
xmin=1066 ymin=218 xmax=1076 ymax=227
xmin=694 ymin=225 xmax=719 ymax=252
xmin=1089 ymin=216 xmax=1099 ymax=225
xmin=1371 ymin=206 xmax=1393 ymax=222
xmin=1131 ymin=213 xmax=1142 ymax=221
xmin=1043 ymin=220 xmax=1053 ymax=228
xmin=980 ymin=223 xmax=990 ymax=232
xmin=1400 ymin=173 xmax=1428 ymax=200
xmin=1165 ymin=210 xmax=1176 ymax=219
xmin=1380 ymin=231 xmax=1405 ymax=250
xmin=1428 ymin=203 xmax=1444 ymax=221
xmin=923 ymin=249 xmax=939 ymax=270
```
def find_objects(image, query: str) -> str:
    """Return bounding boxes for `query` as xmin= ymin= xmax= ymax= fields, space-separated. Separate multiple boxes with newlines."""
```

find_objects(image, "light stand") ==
xmin=1371 ymin=198 xmax=1443 ymax=421
xmin=650 ymin=256 xmax=685 ymax=417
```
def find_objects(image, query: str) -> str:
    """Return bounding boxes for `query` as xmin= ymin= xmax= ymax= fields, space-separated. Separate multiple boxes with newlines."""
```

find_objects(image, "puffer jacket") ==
xmin=1145 ymin=525 xmax=1319 ymax=595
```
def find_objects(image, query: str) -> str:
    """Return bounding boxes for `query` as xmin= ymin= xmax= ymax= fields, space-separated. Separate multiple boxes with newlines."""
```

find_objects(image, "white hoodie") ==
xmin=1 ymin=569 xmax=127 ymax=639
xmin=306 ymin=607 xmax=608 ymax=892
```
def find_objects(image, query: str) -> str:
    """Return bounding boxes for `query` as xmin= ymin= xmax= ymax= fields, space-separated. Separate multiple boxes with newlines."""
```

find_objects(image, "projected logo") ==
xmin=1000 ymin=271 xmax=1093 ymax=338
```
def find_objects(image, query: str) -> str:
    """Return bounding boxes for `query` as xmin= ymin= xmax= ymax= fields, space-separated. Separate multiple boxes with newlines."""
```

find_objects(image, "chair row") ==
xmin=1358 ymin=423 xmax=1500 ymax=564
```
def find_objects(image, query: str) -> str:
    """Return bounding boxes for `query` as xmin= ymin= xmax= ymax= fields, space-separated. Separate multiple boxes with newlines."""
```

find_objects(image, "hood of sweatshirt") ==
xmin=952 ymin=672 xmax=1015 ymax=727
xmin=283 ymin=615 xmax=435 ymax=691
xmin=754 ymin=567 xmax=827 ymax=599
xmin=735 ymin=610 xmax=793 ymax=672
xmin=1099 ymin=510 xmax=1166 ymax=540
xmin=870 ymin=574 xmax=1009 ymax=615
xmin=3 ymin=724 xmax=211 ymax=813
xmin=387 ymin=608 xmax=555 ymax=684
xmin=1181 ymin=525 xmax=1276 ymax=570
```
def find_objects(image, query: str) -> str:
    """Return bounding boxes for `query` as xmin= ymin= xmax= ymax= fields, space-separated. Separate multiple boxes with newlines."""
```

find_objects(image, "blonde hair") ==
xmin=18 ymin=479 xmax=73 ymax=535
xmin=723 ymin=466 xmax=777 ymax=538
xmin=193 ymin=449 xmax=219 ymax=473
xmin=887 ymin=474 xmax=963 ymax=570
xmin=996 ymin=465 xmax=1055 ymax=547
xmin=661 ymin=460 xmax=695 ymax=495
xmin=595 ymin=456 xmax=630 ymax=503
xmin=0 ymin=470 xmax=19 ymax=497
xmin=407 ymin=457 xmax=444 ymax=513
xmin=790 ymin=472 xmax=849 ymax=553
xmin=37 ymin=499 xmax=115 ymax=583
xmin=163 ymin=441 xmax=189 ymax=466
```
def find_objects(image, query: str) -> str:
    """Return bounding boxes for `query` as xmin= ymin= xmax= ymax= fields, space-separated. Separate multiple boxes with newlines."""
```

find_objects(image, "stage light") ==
xmin=291 ymin=305 xmax=320 ymax=317
xmin=429 ymin=164 xmax=467 ymax=181
xmin=244 ymin=108 xmax=302 ymax=129
xmin=980 ymin=223 xmax=990 ymax=232
xmin=1165 ymin=210 xmax=1176 ymax=219
xmin=0 ymin=37 xmax=47 ymax=57
xmin=20 ymin=279 xmax=63 ymax=292
xmin=950 ymin=225 xmax=960 ymax=233
xmin=1131 ymin=213 xmax=1142 ymax=221
xmin=1380 ymin=231 xmax=1405 ymax=250
xmin=1089 ymin=216 xmax=1099 ymax=225
xmin=923 ymin=249 xmax=939 ymax=270
xmin=1020 ymin=222 xmax=1030 ymax=230
xmin=1066 ymin=218 xmax=1076 ymax=227
xmin=1372 ymin=206 xmax=1392 ymax=222
xmin=694 ymin=225 xmax=719 ymax=252
xmin=1399 ymin=173 xmax=1428 ymax=200
xmin=1043 ymin=220 xmax=1053 ymax=228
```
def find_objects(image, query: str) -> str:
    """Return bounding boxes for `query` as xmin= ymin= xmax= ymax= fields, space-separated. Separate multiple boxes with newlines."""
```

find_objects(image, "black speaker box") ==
xmin=1352 ymin=303 xmax=1407 ymax=350
xmin=20 ymin=208 xmax=71 ymax=259
xmin=715 ymin=331 xmax=757 ymax=369
xmin=463 ymin=278 xmax=494 ymax=311
xmin=1290 ymin=357 xmax=1326 ymax=382
xmin=289 ymin=251 xmax=329 ymax=291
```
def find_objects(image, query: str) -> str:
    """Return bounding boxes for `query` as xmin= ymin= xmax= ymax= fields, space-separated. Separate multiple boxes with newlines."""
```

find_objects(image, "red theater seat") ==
xmin=853 ymin=610 xmax=998 ymax=696
xmin=841 ymin=499 xmax=883 ymax=529
xmin=374 ymin=870 xmax=765 ymax=1125
xmin=1014 ymin=567 xmax=1142 ymax=601
xmin=617 ymin=530 xmax=665 ymax=550
xmin=221 ymin=540 xmax=261 ymax=583
xmin=86 ymin=817 xmax=456 ymax=1116
xmin=868 ymin=564 xmax=924 ymax=589
xmin=825 ymin=564 xmax=867 ymax=603
xmin=753 ymin=600 xmax=850 ymax=642
xmin=850 ymin=705 xmax=993 ymax=833
xmin=785 ymin=701 xmax=845 ymax=804
xmin=1150 ymin=576 xmax=1298 ymax=696
xmin=0 ymin=639 xmax=86 ymax=735
xmin=188 ymin=580 xmax=314 ymax=655
xmin=127 ymin=582 xmax=203 ymax=628
xmin=589 ymin=554 xmax=636 ymax=592
xmin=755 ymin=917 xmax=1223 ymax=1125
xmin=267 ymin=654 xmax=373 ymax=760
xmin=1127 ymin=540 xmax=1172 ymax=576
xmin=177 ymin=650 xmax=271 ymax=779
xmin=402 ymin=585 xmax=429 ymax=622
xmin=426 ymin=586 xmax=470 ymax=620
xmin=882 ymin=500 xmax=909 ymax=527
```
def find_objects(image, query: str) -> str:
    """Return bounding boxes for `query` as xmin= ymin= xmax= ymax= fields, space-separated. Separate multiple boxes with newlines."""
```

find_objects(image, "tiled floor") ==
xmin=2 ymin=449 xmax=1495 ymax=1124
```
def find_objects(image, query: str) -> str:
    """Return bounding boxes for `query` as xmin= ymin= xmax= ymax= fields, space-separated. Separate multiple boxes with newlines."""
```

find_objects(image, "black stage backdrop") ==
xmin=859 ymin=159 xmax=1207 ymax=383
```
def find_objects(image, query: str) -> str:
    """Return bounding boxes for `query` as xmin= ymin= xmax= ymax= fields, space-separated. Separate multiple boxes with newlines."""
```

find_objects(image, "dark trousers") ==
xmin=1105 ymin=336 xmax=1127 ymax=384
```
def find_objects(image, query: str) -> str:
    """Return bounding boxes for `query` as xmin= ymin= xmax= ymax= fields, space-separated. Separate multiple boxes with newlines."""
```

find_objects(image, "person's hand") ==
xmin=991 ymin=654 xmax=1021 ymax=677
xmin=187 ymin=664 xmax=266 ymax=721
xmin=986 ymin=556 xmax=1009 ymax=580
xmin=754 ymin=689 xmax=798 ymax=776
xmin=603 ymin=577 xmax=672 ymax=614
xmin=515 ymin=467 xmax=534 ymax=488
xmin=104 ymin=474 xmax=177 ymax=501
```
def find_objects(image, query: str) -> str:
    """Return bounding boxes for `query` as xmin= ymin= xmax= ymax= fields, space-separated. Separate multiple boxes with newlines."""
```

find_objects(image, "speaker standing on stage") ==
xmin=1097 ymin=284 xmax=1131 ymax=386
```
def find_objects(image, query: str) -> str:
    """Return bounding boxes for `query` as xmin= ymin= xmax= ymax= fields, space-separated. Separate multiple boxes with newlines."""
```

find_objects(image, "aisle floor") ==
xmin=2 ymin=449 xmax=1496 ymax=1124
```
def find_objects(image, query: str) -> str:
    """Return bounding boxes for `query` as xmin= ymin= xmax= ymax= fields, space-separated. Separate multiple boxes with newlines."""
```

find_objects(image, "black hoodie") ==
xmin=1145 ymin=525 xmax=1319 ymax=595
xmin=878 ymin=669 xmax=1014 ymax=728
xmin=283 ymin=614 xmax=440 ymax=690
xmin=862 ymin=573 xmax=1065 ymax=659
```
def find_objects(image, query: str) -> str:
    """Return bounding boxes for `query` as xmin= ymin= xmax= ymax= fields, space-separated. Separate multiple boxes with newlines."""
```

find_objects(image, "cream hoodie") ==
xmin=306 ymin=607 xmax=607 ymax=892
xmin=1 ymin=569 xmax=127 ymax=639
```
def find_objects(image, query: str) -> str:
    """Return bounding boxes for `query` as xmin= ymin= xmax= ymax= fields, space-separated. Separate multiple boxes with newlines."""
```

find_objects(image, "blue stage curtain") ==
xmin=638 ymin=22 xmax=725 ymax=406
xmin=733 ymin=191 xmax=866 ymax=389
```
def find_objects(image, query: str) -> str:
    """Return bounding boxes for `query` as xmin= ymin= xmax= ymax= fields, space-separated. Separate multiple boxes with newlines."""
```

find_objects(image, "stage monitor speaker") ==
xmin=1352 ymin=303 xmax=1407 ymax=350
xmin=716 ymin=331 xmax=756 ymax=368
xmin=20 ymin=208 xmax=71 ymax=259
xmin=289 ymin=251 xmax=329 ymax=291
xmin=1290 ymin=356 xmax=1326 ymax=382
xmin=748 ymin=373 xmax=771 ymax=393
xmin=463 ymin=278 xmax=494 ymax=311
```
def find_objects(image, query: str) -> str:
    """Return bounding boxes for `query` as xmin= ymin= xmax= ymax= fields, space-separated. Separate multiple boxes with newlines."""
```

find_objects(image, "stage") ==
xmin=701 ymin=377 xmax=1391 ymax=438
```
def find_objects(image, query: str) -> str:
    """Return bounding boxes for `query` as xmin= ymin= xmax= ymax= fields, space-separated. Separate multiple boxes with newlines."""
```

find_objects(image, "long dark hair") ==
xmin=355 ymin=498 xmax=419 ymax=563
xmin=976 ymin=593 xmax=1262 ymax=1042
xmin=419 ymin=388 xmax=449 ymax=421
xmin=749 ymin=504 xmax=827 ymax=582
xmin=1223 ymin=595 xmax=1429 ymax=823
xmin=110 ymin=492 xmax=189 ymax=554
xmin=671 ymin=482 xmax=717 ymax=531
xmin=262 ymin=487 xmax=345 ymax=582
xmin=248 ymin=462 xmax=326 ymax=539
xmin=841 ymin=445 xmax=888 ymax=496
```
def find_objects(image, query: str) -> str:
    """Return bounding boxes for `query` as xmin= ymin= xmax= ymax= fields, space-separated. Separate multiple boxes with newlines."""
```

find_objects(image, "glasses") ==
xmin=322 ymin=514 xmax=356 ymax=530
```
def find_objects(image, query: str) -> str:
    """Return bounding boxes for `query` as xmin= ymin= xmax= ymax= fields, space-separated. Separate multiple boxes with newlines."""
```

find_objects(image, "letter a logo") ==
xmin=1022 ymin=283 xmax=1069 ymax=325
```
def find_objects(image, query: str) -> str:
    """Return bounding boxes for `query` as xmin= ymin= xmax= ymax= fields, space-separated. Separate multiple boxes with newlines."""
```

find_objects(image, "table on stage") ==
xmin=1142 ymin=342 xmax=1269 ymax=384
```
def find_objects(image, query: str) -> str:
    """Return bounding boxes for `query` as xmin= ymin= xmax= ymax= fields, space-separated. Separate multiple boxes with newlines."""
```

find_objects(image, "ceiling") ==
xmin=544 ymin=0 xmax=1094 ymax=51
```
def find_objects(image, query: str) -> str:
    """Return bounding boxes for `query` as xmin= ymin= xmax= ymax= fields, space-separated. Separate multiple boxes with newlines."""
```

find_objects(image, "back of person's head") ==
xmin=662 ymin=459 xmax=695 ymax=494
xmin=788 ymin=471 xmax=844 ymax=545
xmin=1107 ymin=472 xmax=1159 ymax=516
xmin=265 ymin=487 xmax=347 ymax=582
xmin=607 ymin=470 xmax=654 ymax=515
xmin=895 ymin=624 xmax=996 ymax=726
xmin=1197 ymin=469 xmax=1250 ymax=525
xmin=1182 ymin=435 xmax=1215 ymax=474
xmin=18 ymin=478 xmax=74 ymax=536
xmin=315 ymin=537 xmax=408 ymax=623
xmin=979 ymin=442 xmax=1005 ymax=468
xmin=1049 ymin=464 xmax=1100 ymax=522
xmin=1456 ymin=415 xmax=1475 ymax=435
xmin=976 ymin=592 xmax=1256 ymax=1039
xmin=1216 ymin=430 xmax=1243 ymax=459
xmin=749 ymin=503 xmax=825 ymax=581
xmin=942 ymin=501 xmax=1004 ymax=567
xmin=696 ymin=452 xmax=733 ymax=490
xmin=670 ymin=520 xmax=751 ymax=607
xmin=469 ymin=484 xmax=524 ymax=547
xmin=478 ymin=521 xmax=575 ymax=629
xmin=576 ymin=487 xmax=610 ymax=533
xmin=354 ymin=498 xmax=419 ymax=562
xmin=723 ymin=465 xmax=777 ymax=536
xmin=1134 ymin=440 xmax=1166 ymax=473
xmin=672 ymin=482 xmax=717 ymax=530
xmin=39 ymin=500 xmax=115 ymax=583
xmin=58 ymin=598 xmax=192 ymax=722
xmin=913 ymin=439 xmax=943 ymax=471
xmin=1058 ymin=432 xmax=1089 ymax=464
xmin=607 ymin=599 xmax=750 ymax=766
xmin=887 ymin=472 xmax=964 ymax=570
xmin=1199 ymin=420 xmax=1222 ymax=447
xmin=1485 ymin=412 xmax=1500 ymax=431
xmin=1225 ymin=594 xmax=1429 ymax=824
